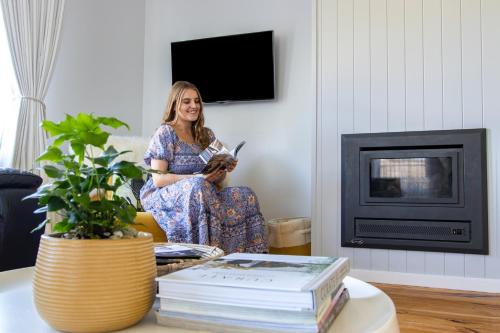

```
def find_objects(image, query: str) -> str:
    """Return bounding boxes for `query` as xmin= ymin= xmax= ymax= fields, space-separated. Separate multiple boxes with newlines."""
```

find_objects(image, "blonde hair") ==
xmin=162 ymin=81 xmax=210 ymax=149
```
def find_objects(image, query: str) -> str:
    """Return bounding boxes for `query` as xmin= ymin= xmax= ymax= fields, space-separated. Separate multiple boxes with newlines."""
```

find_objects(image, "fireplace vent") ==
xmin=355 ymin=219 xmax=470 ymax=242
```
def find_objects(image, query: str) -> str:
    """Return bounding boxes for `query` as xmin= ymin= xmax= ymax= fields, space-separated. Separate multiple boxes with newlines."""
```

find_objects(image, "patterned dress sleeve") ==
xmin=144 ymin=125 xmax=175 ymax=166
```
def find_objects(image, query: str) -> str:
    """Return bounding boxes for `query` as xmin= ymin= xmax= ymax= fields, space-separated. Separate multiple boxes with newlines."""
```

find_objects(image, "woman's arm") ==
xmin=151 ymin=159 xmax=195 ymax=187
xmin=150 ymin=159 xmax=227 ymax=188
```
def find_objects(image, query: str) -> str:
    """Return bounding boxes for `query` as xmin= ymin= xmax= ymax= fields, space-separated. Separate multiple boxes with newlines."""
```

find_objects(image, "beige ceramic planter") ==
xmin=33 ymin=233 xmax=156 ymax=333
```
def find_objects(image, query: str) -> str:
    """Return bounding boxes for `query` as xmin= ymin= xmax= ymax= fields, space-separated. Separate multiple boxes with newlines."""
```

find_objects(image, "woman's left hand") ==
xmin=226 ymin=159 xmax=238 ymax=172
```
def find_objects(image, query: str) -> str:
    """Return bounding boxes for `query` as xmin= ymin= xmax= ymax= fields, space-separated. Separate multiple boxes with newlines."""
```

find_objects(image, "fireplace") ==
xmin=341 ymin=129 xmax=488 ymax=254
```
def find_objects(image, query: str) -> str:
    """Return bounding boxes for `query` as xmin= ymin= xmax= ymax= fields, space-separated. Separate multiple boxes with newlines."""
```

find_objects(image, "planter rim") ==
xmin=41 ymin=233 xmax=153 ymax=242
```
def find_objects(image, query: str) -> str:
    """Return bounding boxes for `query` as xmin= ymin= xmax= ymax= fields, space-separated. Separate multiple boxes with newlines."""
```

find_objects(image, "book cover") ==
xmin=157 ymin=253 xmax=350 ymax=311
xmin=198 ymin=139 xmax=245 ymax=174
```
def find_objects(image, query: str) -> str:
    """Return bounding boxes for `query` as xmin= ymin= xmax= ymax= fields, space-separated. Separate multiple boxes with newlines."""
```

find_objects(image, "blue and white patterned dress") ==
xmin=140 ymin=124 xmax=268 ymax=254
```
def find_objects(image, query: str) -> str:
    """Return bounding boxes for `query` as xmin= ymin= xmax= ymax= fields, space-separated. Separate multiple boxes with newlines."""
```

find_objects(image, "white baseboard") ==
xmin=350 ymin=269 xmax=500 ymax=293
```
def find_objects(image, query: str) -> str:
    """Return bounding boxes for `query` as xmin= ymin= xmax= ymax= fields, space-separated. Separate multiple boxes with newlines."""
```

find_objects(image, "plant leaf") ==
xmin=47 ymin=196 xmax=68 ymax=211
xmin=76 ymin=113 xmax=98 ymax=131
xmin=53 ymin=134 xmax=72 ymax=147
xmin=31 ymin=218 xmax=49 ymax=233
xmin=43 ymin=165 xmax=63 ymax=178
xmin=53 ymin=219 xmax=71 ymax=233
xmin=71 ymin=141 xmax=85 ymax=163
xmin=63 ymin=158 xmax=79 ymax=171
xmin=81 ymin=131 xmax=109 ymax=147
xmin=37 ymin=147 xmax=63 ymax=163
xmin=53 ymin=179 xmax=71 ymax=189
xmin=22 ymin=186 xmax=49 ymax=200
xmin=34 ymin=206 xmax=48 ymax=214
xmin=97 ymin=116 xmax=130 ymax=130
xmin=92 ymin=146 xmax=129 ymax=166
xmin=41 ymin=120 xmax=64 ymax=136
xmin=111 ymin=161 xmax=143 ymax=179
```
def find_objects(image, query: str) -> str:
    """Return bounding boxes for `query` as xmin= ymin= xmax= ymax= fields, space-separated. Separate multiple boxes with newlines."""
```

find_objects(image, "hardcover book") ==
xmin=155 ymin=286 xmax=350 ymax=333
xmin=156 ymin=253 xmax=350 ymax=312
xmin=159 ymin=283 xmax=347 ymax=325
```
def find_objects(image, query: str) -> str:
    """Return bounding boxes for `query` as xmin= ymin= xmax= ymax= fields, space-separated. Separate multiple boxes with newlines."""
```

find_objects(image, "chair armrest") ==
xmin=134 ymin=212 xmax=167 ymax=243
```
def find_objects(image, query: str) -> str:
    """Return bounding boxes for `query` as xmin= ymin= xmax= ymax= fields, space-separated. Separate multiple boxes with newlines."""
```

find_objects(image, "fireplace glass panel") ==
xmin=370 ymin=157 xmax=453 ymax=199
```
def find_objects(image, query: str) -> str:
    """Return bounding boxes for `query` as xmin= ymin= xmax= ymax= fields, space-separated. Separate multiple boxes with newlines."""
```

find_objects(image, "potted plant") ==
xmin=29 ymin=113 xmax=156 ymax=333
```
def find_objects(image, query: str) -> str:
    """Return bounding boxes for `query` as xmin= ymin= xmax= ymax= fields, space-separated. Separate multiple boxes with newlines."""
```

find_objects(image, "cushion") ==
xmin=0 ymin=168 xmax=43 ymax=189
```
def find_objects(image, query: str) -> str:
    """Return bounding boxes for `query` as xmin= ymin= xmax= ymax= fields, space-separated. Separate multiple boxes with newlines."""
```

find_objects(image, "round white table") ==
xmin=0 ymin=267 xmax=399 ymax=333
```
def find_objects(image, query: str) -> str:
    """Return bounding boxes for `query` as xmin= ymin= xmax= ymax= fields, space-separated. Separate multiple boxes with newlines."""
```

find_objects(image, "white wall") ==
xmin=45 ymin=0 xmax=145 ymax=136
xmin=314 ymin=0 xmax=500 ymax=290
xmin=142 ymin=0 xmax=314 ymax=221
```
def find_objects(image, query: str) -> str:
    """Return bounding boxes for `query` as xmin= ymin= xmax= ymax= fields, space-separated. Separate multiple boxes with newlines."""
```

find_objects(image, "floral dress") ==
xmin=140 ymin=124 xmax=268 ymax=254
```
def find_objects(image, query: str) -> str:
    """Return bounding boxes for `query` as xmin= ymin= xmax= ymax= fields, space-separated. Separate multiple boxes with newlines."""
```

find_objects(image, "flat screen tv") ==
xmin=171 ymin=31 xmax=275 ymax=103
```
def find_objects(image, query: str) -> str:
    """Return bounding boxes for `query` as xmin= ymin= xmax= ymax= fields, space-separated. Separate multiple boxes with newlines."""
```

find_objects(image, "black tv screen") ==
xmin=171 ymin=31 xmax=275 ymax=103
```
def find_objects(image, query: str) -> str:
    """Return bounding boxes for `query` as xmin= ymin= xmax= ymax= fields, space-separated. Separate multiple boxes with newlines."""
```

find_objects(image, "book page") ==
xmin=199 ymin=139 xmax=245 ymax=174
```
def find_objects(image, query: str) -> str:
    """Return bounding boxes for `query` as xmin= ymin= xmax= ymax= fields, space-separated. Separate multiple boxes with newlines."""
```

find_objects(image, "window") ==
xmin=0 ymin=8 xmax=20 ymax=167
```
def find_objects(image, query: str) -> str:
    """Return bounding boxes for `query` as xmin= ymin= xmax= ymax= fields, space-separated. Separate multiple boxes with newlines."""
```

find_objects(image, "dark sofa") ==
xmin=0 ymin=168 xmax=44 ymax=271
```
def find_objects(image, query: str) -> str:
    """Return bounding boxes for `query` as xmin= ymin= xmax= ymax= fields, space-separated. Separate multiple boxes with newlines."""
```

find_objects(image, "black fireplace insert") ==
xmin=341 ymin=129 xmax=488 ymax=254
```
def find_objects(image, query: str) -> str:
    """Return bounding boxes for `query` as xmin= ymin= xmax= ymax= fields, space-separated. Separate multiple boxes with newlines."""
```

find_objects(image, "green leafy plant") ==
xmin=27 ymin=113 xmax=145 ymax=239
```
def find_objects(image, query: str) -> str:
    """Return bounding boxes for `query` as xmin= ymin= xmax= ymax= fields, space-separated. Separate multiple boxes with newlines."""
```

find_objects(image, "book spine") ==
xmin=312 ymin=261 xmax=350 ymax=311
xmin=318 ymin=288 xmax=350 ymax=333
xmin=315 ymin=283 xmax=344 ymax=319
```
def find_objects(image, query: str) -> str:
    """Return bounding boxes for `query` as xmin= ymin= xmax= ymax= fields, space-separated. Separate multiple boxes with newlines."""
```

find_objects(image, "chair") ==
xmin=0 ymin=169 xmax=44 ymax=271
xmin=134 ymin=211 xmax=166 ymax=242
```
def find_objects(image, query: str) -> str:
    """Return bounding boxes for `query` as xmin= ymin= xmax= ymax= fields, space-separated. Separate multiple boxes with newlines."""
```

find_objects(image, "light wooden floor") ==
xmin=373 ymin=283 xmax=500 ymax=333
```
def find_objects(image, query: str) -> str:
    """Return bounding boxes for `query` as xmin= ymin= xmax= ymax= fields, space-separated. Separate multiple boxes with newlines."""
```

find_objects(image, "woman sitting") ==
xmin=140 ymin=81 xmax=268 ymax=254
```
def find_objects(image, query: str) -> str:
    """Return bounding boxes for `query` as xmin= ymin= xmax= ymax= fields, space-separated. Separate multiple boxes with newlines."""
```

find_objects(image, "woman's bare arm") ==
xmin=151 ymin=159 xmax=195 ymax=187
xmin=150 ymin=159 xmax=226 ymax=188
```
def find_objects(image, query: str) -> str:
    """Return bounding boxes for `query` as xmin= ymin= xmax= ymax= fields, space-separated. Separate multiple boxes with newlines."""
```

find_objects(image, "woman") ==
xmin=140 ymin=81 xmax=268 ymax=254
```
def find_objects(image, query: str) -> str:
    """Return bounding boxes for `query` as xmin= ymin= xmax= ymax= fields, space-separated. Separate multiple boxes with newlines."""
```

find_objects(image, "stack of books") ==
xmin=155 ymin=253 xmax=350 ymax=333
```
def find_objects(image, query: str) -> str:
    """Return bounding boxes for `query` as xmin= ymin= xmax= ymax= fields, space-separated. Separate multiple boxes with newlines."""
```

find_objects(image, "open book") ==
xmin=199 ymin=139 xmax=246 ymax=174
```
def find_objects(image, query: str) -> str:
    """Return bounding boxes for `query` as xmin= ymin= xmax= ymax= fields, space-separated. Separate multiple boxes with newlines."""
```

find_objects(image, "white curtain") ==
xmin=0 ymin=7 xmax=18 ymax=167
xmin=0 ymin=0 xmax=64 ymax=172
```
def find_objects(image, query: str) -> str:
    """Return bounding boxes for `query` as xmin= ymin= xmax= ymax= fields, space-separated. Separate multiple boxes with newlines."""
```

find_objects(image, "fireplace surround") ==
xmin=341 ymin=129 xmax=487 ymax=254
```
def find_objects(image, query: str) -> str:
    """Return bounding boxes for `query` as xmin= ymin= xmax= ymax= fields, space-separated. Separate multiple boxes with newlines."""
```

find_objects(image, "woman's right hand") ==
xmin=204 ymin=169 xmax=226 ymax=184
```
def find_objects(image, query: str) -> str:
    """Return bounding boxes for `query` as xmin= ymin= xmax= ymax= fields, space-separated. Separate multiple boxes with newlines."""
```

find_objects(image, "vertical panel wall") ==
xmin=315 ymin=0 xmax=500 ymax=281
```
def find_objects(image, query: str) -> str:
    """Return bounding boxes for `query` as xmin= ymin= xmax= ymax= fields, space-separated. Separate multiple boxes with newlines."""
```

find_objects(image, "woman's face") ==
xmin=176 ymin=88 xmax=201 ymax=124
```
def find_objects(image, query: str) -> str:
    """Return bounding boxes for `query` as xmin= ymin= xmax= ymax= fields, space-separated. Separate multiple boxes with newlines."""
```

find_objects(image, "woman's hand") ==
xmin=226 ymin=159 xmax=238 ymax=172
xmin=204 ymin=169 xmax=226 ymax=184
